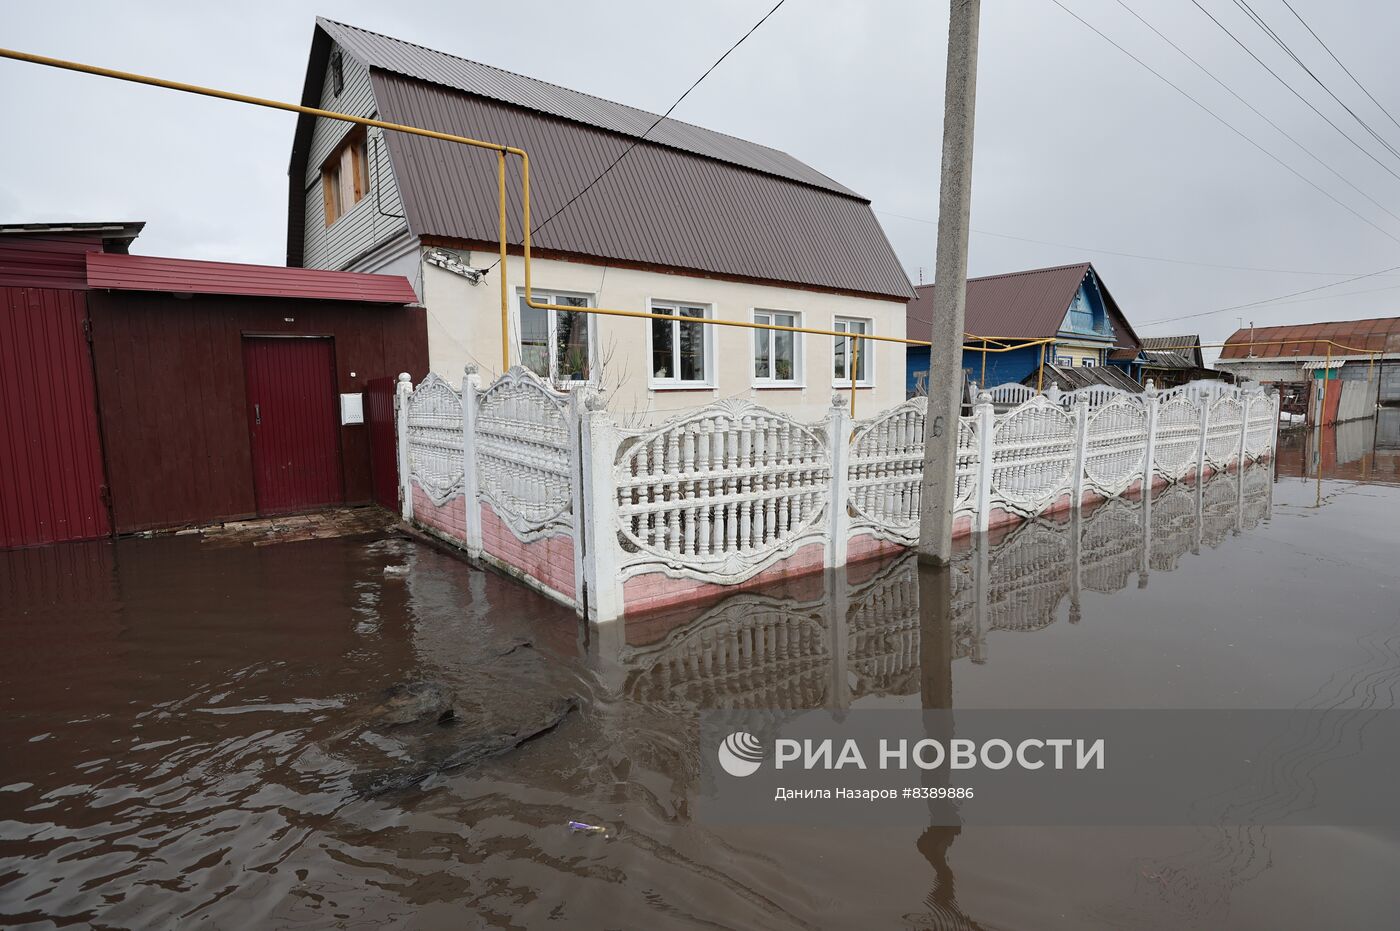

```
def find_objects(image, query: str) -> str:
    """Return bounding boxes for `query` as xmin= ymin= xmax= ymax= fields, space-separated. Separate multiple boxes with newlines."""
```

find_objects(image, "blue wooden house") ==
xmin=905 ymin=262 xmax=1144 ymax=394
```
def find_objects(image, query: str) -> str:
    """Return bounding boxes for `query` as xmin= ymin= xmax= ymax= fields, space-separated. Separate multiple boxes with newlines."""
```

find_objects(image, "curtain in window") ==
xmin=554 ymin=295 xmax=590 ymax=382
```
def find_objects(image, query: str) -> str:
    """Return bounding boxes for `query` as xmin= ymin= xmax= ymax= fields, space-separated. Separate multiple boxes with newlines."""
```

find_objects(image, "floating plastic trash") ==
xmin=567 ymin=820 xmax=611 ymax=838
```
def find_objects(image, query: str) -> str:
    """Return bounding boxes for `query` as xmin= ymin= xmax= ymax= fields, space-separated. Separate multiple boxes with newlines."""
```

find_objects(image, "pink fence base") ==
xmin=623 ymin=542 xmax=826 ymax=616
xmin=412 ymin=484 xmax=466 ymax=541
xmin=480 ymin=502 xmax=576 ymax=603
xmin=847 ymin=534 xmax=906 ymax=563
xmin=408 ymin=482 xmax=576 ymax=606
xmin=961 ymin=459 xmax=1271 ymax=541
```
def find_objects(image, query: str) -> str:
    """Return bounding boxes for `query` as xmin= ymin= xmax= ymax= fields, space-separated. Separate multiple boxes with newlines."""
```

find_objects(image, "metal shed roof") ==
xmin=86 ymin=253 xmax=418 ymax=304
xmin=1139 ymin=335 xmax=1202 ymax=369
xmin=1219 ymin=316 xmax=1400 ymax=359
xmin=1025 ymin=363 xmax=1144 ymax=393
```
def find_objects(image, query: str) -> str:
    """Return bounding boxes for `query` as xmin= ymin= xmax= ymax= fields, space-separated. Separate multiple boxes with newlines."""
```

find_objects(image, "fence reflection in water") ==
xmin=606 ymin=464 xmax=1274 ymax=711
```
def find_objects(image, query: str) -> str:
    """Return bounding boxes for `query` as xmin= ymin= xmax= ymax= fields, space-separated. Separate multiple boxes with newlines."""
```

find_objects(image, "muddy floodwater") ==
xmin=4 ymin=419 xmax=1400 ymax=929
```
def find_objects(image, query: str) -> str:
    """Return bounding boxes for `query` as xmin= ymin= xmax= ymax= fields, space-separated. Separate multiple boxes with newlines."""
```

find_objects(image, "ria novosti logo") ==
xmin=717 ymin=732 xmax=765 ymax=777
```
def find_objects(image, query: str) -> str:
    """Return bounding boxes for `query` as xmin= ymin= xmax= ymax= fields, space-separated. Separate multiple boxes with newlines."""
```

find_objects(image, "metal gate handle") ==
xmin=254 ymin=403 xmax=261 ymax=425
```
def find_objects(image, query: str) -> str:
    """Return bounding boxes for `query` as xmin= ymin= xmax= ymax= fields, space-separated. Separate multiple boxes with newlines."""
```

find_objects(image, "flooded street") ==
xmin=4 ymin=422 xmax=1400 ymax=929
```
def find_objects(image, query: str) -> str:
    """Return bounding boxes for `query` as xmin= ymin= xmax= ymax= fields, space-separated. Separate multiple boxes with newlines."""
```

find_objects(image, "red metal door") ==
xmin=242 ymin=337 xmax=344 ymax=515
xmin=363 ymin=376 xmax=399 ymax=511
xmin=0 ymin=287 xmax=111 ymax=547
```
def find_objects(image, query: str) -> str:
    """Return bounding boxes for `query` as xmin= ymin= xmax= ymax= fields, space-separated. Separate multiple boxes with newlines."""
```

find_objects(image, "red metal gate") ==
xmin=242 ymin=337 xmax=344 ymax=515
xmin=0 ymin=287 xmax=111 ymax=547
xmin=363 ymin=376 xmax=399 ymax=511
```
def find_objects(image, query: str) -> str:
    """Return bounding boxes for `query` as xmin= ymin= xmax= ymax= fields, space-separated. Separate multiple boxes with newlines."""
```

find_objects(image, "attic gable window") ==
xmin=1065 ymin=278 xmax=1108 ymax=337
xmin=330 ymin=51 xmax=344 ymax=96
xmin=321 ymin=128 xmax=368 ymax=226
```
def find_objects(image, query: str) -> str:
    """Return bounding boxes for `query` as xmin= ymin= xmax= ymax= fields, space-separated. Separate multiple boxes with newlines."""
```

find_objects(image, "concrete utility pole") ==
xmin=918 ymin=0 xmax=982 ymax=564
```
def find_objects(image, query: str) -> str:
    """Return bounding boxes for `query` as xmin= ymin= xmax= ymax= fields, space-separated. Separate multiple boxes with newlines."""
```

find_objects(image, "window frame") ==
xmin=1080 ymin=356 xmax=1096 ymax=368
xmin=321 ymin=127 xmax=368 ymax=227
xmin=1055 ymin=355 xmax=1073 ymax=367
xmin=515 ymin=288 xmax=598 ymax=388
xmin=646 ymin=299 xmax=716 ymax=390
xmin=832 ymin=316 xmax=874 ymax=388
xmin=750 ymin=307 xmax=805 ymax=388
xmin=329 ymin=50 xmax=345 ymax=97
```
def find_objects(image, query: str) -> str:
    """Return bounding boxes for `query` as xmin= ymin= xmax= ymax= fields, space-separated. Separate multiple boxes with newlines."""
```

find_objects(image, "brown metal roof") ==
xmin=906 ymin=262 xmax=1140 ymax=349
xmin=317 ymin=17 xmax=857 ymax=197
xmin=287 ymin=19 xmax=910 ymax=299
xmin=1219 ymin=316 xmax=1400 ymax=359
xmin=369 ymin=70 xmax=912 ymax=300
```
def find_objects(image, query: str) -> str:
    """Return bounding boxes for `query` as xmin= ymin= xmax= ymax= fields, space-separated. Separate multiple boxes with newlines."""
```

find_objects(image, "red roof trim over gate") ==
xmin=85 ymin=252 xmax=418 ymax=305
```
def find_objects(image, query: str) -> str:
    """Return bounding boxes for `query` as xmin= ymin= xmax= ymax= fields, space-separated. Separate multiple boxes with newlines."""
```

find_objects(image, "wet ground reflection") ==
xmin=607 ymin=465 xmax=1273 ymax=709
xmin=3 ymin=459 xmax=1398 ymax=928
xmin=1275 ymin=408 xmax=1400 ymax=487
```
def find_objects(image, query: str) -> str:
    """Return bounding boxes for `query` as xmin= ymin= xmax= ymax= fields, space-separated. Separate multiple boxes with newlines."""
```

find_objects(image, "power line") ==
xmin=1238 ymin=278 xmax=1400 ymax=309
xmin=1279 ymin=0 xmax=1400 ymax=137
xmin=1136 ymin=262 xmax=1400 ymax=327
xmin=527 ymin=0 xmax=789 ymax=244
xmin=1046 ymin=0 xmax=1400 ymax=246
xmin=1231 ymin=0 xmax=1400 ymax=164
xmin=1114 ymin=0 xmax=1400 ymax=227
xmin=477 ymin=0 xmax=789 ymax=276
xmin=1186 ymin=0 xmax=1400 ymax=185
xmin=876 ymin=208 xmax=1400 ymax=277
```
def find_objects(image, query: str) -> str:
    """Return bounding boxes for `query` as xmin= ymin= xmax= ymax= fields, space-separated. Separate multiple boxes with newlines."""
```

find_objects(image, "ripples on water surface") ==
xmin=3 ymin=448 xmax=1400 ymax=928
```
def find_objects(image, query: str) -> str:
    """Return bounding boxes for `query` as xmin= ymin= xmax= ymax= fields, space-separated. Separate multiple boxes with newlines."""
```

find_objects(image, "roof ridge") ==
xmin=316 ymin=17 xmax=844 ymax=189
xmin=912 ymin=261 xmax=1091 ymax=290
xmin=1227 ymin=313 xmax=1400 ymax=334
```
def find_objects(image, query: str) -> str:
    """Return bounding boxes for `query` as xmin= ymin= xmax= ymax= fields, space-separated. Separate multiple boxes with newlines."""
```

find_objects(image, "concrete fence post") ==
xmin=826 ymin=396 xmax=852 ymax=568
xmin=973 ymin=390 xmax=995 ymax=533
xmin=566 ymin=388 xmax=592 ymax=610
xmin=1269 ymin=390 xmax=1281 ymax=461
xmin=825 ymin=567 xmax=852 ymax=710
xmin=396 ymin=372 xmax=413 ymax=522
xmin=971 ymin=528 xmax=989 ymax=662
xmin=1071 ymin=396 xmax=1091 ymax=508
xmin=579 ymin=396 xmax=624 ymax=623
xmin=1141 ymin=379 xmax=1158 ymax=497
xmin=1195 ymin=390 xmax=1211 ymax=481
xmin=1139 ymin=462 xmax=1152 ymax=590
xmin=460 ymin=365 xmax=483 ymax=557
xmin=1235 ymin=387 xmax=1250 ymax=470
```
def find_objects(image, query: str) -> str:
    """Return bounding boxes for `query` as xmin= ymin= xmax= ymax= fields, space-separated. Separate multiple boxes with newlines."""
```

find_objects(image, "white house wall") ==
xmin=421 ymin=251 xmax=908 ymax=424
xmin=1217 ymin=359 xmax=1328 ymax=383
xmin=302 ymin=45 xmax=410 ymax=271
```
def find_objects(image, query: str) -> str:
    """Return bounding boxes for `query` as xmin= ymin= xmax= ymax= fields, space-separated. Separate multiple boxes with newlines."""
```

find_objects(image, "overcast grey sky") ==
xmin=5 ymin=0 xmax=1400 ymax=357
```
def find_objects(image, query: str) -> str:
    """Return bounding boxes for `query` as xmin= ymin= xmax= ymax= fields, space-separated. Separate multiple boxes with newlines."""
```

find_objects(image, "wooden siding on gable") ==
xmin=302 ymin=44 xmax=409 ymax=271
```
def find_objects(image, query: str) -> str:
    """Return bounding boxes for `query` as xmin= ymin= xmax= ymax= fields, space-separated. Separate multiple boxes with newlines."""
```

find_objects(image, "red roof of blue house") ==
xmin=86 ymin=252 xmax=417 ymax=304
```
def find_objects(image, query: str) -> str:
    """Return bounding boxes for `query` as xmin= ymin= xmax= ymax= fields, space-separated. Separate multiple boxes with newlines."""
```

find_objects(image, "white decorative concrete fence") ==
xmin=398 ymin=366 xmax=582 ymax=607
xmin=397 ymin=370 xmax=1279 ymax=622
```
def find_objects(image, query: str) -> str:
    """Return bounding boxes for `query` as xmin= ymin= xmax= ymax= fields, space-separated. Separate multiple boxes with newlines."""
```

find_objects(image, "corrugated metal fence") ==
xmin=0 ymin=287 xmax=110 ymax=547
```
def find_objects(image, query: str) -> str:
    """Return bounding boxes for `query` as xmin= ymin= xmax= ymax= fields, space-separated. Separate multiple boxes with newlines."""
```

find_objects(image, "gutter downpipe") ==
xmin=498 ymin=150 xmax=509 ymax=371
